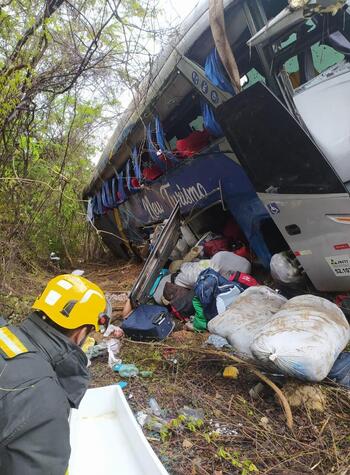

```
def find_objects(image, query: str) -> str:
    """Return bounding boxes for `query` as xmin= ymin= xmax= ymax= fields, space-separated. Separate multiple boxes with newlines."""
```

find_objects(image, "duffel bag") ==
xmin=121 ymin=305 xmax=174 ymax=341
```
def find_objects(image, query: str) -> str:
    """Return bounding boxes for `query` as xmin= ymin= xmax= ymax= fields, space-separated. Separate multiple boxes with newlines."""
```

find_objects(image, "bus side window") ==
xmin=282 ymin=43 xmax=345 ymax=90
xmin=311 ymin=42 xmax=345 ymax=74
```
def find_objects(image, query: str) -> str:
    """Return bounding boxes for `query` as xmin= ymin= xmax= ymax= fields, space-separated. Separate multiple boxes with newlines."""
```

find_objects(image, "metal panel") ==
xmin=176 ymin=56 xmax=233 ymax=107
xmin=130 ymin=203 xmax=181 ymax=306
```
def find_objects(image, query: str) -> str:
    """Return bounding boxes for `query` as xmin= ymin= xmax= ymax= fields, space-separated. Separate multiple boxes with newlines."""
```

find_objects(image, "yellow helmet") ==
xmin=32 ymin=274 xmax=110 ymax=331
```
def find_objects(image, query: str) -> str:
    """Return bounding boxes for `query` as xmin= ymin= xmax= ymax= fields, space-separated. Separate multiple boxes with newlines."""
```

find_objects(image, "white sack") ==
xmin=270 ymin=252 xmax=302 ymax=284
xmin=175 ymin=260 xmax=211 ymax=288
xmin=210 ymin=251 xmax=251 ymax=279
xmin=251 ymin=294 xmax=350 ymax=381
xmin=208 ymin=286 xmax=287 ymax=358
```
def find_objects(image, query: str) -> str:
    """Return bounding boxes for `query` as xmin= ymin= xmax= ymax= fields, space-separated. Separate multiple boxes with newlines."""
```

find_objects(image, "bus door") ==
xmin=216 ymin=82 xmax=350 ymax=292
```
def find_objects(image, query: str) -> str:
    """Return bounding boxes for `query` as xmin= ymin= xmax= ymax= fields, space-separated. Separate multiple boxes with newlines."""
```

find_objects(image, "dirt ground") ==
xmin=86 ymin=261 xmax=350 ymax=475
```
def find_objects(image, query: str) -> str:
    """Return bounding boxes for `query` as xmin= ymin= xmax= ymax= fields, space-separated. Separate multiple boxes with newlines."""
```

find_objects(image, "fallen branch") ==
xmin=125 ymin=339 xmax=294 ymax=430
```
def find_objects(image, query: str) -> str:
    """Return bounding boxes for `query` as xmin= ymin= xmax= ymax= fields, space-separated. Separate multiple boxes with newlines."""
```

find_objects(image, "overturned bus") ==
xmin=83 ymin=0 xmax=350 ymax=292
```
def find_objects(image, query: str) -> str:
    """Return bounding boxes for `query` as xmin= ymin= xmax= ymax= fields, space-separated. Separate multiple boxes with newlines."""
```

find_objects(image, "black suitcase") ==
xmin=121 ymin=305 xmax=174 ymax=341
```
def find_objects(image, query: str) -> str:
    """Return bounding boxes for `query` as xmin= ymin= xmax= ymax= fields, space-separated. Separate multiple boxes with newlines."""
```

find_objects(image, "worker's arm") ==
xmin=2 ymin=378 xmax=71 ymax=475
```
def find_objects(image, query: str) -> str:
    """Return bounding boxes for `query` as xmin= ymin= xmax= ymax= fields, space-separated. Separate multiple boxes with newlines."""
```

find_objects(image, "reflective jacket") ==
xmin=0 ymin=312 xmax=89 ymax=475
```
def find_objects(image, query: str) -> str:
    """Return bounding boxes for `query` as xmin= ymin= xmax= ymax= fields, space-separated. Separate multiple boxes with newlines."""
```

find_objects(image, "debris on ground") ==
xmin=178 ymin=406 xmax=204 ymax=423
xmin=223 ymin=365 xmax=239 ymax=379
xmin=205 ymin=334 xmax=231 ymax=349
xmin=113 ymin=363 xmax=139 ymax=377
xmin=282 ymin=382 xmax=327 ymax=412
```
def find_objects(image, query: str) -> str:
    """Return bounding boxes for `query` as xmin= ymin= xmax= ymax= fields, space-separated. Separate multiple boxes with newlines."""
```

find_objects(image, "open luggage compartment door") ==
xmin=130 ymin=203 xmax=181 ymax=306
xmin=216 ymin=82 xmax=350 ymax=291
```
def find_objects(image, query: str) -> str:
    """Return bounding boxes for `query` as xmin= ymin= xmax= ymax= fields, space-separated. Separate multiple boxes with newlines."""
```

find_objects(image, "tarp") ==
xmin=93 ymin=192 xmax=103 ymax=215
xmin=132 ymin=146 xmax=142 ymax=182
xmin=204 ymin=48 xmax=235 ymax=94
xmin=101 ymin=180 xmax=114 ymax=208
xmin=201 ymin=48 xmax=235 ymax=137
xmin=117 ymin=169 xmax=127 ymax=203
xmin=155 ymin=116 xmax=180 ymax=165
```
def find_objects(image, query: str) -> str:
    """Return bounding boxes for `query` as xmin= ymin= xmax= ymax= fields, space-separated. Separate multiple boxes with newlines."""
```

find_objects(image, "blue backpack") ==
xmin=194 ymin=268 xmax=244 ymax=320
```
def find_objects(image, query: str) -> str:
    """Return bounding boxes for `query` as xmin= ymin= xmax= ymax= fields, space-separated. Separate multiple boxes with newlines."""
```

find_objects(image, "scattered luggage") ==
xmin=210 ymin=251 xmax=251 ymax=279
xmin=328 ymin=351 xmax=350 ymax=388
xmin=194 ymin=268 xmax=244 ymax=320
xmin=192 ymin=297 xmax=207 ymax=332
xmin=251 ymin=295 xmax=350 ymax=381
xmin=223 ymin=216 xmax=246 ymax=243
xmin=121 ymin=305 xmax=174 ymax=341
xmin=203 ymin=238 xmax=230 ymax=257
xmin=208 ymin=286 xmax=287 ymax=358
xmin=229 ymin=271 xmax=259 ymax=288
xmin=163 ymin=282 xmax=195 ymax=318
xmin=175 ymin=260 xmax=211 ymax=288
xmin=270 ymin=251 xmax=303 ymax=284
xmin=149 ymin=269 xmax=169 ymax=299
xmin=216 ymin=287 xmax=241 ymax=314
xmin=153 ymin=274 xmax=172 ymax=305
xmin=232 ymin=243 xmax=251 ymax=261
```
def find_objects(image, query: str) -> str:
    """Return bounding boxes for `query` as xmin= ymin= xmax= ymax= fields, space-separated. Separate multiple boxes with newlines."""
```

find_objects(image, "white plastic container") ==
xmin=69 ymin=385 xmax=168 ymax=475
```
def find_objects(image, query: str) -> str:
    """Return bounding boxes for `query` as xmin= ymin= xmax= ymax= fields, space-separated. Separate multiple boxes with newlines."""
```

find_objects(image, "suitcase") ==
xmin=121 ymin=305 xmax=175 ymax=341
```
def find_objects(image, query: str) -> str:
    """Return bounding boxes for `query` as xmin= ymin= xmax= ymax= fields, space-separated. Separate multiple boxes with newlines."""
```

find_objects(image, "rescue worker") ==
xmin=0 ymin=274 xmax=111 ymax=474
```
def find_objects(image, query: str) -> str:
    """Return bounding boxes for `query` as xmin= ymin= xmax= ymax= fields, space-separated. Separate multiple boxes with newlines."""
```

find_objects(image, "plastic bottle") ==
xmin=113 ymin=363 xmax=139 ymax=377
xmin=149 ymin=397 xmax=162 ymax=416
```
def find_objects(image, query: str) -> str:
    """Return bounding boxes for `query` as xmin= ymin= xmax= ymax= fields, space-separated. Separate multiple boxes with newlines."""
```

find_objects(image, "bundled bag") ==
xmin=229 ymin=271 xmax=259 ymax=288
xmin=216 ymin=287 xmax=241 ymax=314
xmin=328 ymin=352 xmax=350 ymax=388
xmin=121 ymin=305 xmax=174 ymax=341
xmin=163 ymin=282 xmax=195 ymax=318
xmin=194 ymin=268 xmax=244 ymax=320
xmin=232 ymin=243 xmax=251 ymax=261
xmin=210 ymin=251 xmax=251 ymax=279
xmin=175 ymin=260 xmax=211 ymax=288
xmin=208 ymin=286 xmax=287 ymax=358
xmin=251 ymin=295 xmax=350 ymax=381
xmin=270 ymin=251 xmax=302 ymax=284
xmin=203 ymin=238 xmax=230 ymax=258
xmin=193 ymin=297 xmax=207 ymax=332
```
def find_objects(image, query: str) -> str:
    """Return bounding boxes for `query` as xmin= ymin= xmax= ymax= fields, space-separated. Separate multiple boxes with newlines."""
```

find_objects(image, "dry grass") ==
xmin=90 ymin=334 xmax=350 ymax=475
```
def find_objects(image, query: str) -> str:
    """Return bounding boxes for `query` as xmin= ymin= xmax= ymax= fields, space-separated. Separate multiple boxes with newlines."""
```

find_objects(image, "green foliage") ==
xmin=0 ymin=0 xmax=162 ymax=278
xmin=159 ymin=414 xmax=204 ymax=443
xmin=217 ymin=447 xmax=259 ymax=475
